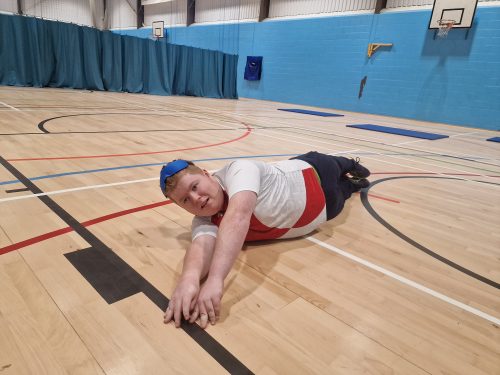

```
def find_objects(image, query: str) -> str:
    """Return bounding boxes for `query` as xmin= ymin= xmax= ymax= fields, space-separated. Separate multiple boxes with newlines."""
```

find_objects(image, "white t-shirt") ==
xmin=191 ymin=159 xmax=327 ymax=241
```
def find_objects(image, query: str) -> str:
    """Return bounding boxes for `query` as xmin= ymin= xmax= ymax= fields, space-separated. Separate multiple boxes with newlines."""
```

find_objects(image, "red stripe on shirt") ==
xmin=211 ymin=167 xmax=325 ymax=241
xmin=293 ymin=168 xmax=325 ymax=228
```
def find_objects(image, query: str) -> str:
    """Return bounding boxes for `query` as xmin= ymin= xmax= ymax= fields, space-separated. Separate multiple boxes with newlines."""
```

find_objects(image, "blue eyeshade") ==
xmin=160 ymin=160 xmax=189 ymax=192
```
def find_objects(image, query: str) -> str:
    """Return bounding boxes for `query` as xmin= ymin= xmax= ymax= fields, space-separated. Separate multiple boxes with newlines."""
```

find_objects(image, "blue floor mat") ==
xmin=346 ymin=124 xmax=449 ymax=140
xmin=278 ymin=109 xmax=344 ymax=117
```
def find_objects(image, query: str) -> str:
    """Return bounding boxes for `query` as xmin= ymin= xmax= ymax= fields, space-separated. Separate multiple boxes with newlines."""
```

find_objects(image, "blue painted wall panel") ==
xmin=118 ymin=6 xmax=500 ymax=130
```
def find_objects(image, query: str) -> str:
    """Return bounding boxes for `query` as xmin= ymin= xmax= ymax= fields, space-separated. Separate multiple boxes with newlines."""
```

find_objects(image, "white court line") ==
xmin=0 ymin=101 xmax=20 ymax=111
xmin=306 ymin=236 xmax=500 ymax=326
xmin=0 ymin=148 xmax=357 ymax=203
xmin=449 ymin=131 xmax=480 ymax=138
xmin=0 ymin=177 xmax=156 ymax=203
xmin=181 ymin=116 xmax=500 ymax=185
xmin=257 ymin=127 xmax=500 ymax=186
xmin=290 ymin=125 xmax=499 ymax=165
xmin=229 ymin=112 xmax=497 ymax=169
xmin=389 ymin=139 xmax=431 ymax=146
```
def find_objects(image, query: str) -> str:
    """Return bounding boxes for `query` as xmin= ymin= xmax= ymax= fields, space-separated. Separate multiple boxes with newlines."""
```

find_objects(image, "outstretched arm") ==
xmin=163 ymin=233 xmax=216 ymax=327
xmin=197 ymin=190 xmax=257 ymax=327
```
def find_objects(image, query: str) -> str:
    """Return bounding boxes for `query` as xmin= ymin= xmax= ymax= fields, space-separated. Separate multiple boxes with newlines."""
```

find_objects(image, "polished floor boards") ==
xmin=0 ymin=86 xmax=499 ymax=374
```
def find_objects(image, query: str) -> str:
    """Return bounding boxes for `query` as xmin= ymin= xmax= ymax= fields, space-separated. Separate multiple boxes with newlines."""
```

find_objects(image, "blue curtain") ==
xmin=121 ymin=35 xmax=144 ymax=93
xmin=101 ymin=31 xmax=122 ymax=92
xmin=0 ymin=14 xmax=238 ymax=99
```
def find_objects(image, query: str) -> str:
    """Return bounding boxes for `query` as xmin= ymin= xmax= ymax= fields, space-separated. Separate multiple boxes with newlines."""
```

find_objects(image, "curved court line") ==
xmin=36 ymin=112 xmax=237 ymax=134
xmin=0 ymin=201 xmax=173 ymax=255
xmin=37 ymin=113 xmax=162 ymax=134
xmin=7 ymin=123 xmax=253 ymax=162
xmin=0 ymin=190 xmax=398 ymax=251
xmin=2 ymin=127 xmax=255 ymax=136
xmin=0 ymin=189 xmax=393 ymax=254
xmin=361 ymin=176 xmax=500 ymax=290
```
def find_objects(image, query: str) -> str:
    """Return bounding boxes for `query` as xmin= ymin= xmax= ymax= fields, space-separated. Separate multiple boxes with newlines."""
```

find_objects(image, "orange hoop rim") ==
xmin=437 ymin=19 xmax=456 ymax=29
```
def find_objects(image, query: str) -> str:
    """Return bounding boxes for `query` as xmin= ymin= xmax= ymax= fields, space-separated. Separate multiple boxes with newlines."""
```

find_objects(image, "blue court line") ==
xmin=2 ymin=151 xmax=495 ymax=186
xmin=0 ymin=154 xmax=298 ymax=186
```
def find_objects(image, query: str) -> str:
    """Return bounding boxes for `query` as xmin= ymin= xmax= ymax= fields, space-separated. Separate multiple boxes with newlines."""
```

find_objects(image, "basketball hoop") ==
xmin=437 ymin=19 xmax=456 ymax=38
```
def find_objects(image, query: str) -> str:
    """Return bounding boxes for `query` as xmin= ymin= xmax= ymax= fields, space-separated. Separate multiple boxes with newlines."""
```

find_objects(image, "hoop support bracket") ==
xmin=367 ymin=43 xmax=393 ymax=58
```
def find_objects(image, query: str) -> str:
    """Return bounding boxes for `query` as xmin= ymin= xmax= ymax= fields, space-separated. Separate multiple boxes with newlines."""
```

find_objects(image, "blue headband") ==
xmin=160 ymin=159 xmax=189 ymax=193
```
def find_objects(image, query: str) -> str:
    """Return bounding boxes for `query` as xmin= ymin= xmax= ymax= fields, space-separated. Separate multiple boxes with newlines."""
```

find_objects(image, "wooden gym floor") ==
xmin=0 ymin=86 xmax=498 ymax=374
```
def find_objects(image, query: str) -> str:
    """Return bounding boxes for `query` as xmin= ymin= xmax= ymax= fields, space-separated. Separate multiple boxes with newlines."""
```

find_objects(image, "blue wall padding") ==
xmin=486 ymin=137 xmax=500 ymax=142
xmin=0 ymin=14 xmax=238 ymax=98
xmin=278 ymin=109 xmax=344 ymax=117
xmin=121 ymin=6 xmax=500 ymax=130
xmin=346 ymin=124 xmax=449 ymax=140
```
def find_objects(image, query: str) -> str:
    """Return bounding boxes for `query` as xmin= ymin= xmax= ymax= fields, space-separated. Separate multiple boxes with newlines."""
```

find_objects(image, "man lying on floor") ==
xmin=160 ymin=151 xmax=370 ymax=329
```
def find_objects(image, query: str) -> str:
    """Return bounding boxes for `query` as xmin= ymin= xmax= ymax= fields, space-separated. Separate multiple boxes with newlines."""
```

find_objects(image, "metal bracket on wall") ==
xmin=367 ymin=43 xmax=393 ymax=58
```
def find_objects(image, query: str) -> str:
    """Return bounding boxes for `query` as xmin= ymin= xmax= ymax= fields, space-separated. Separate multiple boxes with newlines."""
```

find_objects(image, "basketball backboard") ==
xmin=152 ymin=20 xmax=164 ymax=39
xmin=428 ymin=0 xmax=478 ymax=29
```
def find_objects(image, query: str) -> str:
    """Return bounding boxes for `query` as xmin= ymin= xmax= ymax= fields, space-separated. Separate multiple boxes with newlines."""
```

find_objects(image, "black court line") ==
xmin=37 ymin=113 xmax=181 ymax=134
xmin=33 ymin=112 xmax=292 ymax=135
xmin=5 ymin=187 xmax=30 ymax=193
xmin=16 ymin=106 xmax=134 ymax=110
xmin=0 ymin=155 xmax=253 ymax=375
xmin=37 ymin=112 xmax=219 ymax=133
xmin=361 ymin=176 xmax=500 ymax=289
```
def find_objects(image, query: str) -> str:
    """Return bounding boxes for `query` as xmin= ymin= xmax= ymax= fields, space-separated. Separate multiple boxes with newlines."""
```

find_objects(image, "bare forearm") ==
xmin=208 ymin=212 xmax=250 ymax=281
xmin=181 ymin=236 xmax=216 ymax=281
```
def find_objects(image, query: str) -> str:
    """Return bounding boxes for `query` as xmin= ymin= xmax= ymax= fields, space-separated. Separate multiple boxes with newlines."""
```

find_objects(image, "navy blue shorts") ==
xmin=292 ymin=151 xmax=359 ymax=220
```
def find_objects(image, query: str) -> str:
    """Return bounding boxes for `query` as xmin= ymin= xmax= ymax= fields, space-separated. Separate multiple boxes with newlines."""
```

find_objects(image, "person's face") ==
xmin=169 ymin=171 xmax=224 ymax=216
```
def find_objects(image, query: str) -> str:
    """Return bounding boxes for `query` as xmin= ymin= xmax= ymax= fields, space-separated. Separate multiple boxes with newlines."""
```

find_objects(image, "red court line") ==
xmin=0 ymin=227 xmax=74 ymax=256
xmin=363 ymin=192 xmax=400 ymax=204
xmin=7 ymin=124 xmax=253 ymax=162
xmin=0 ymin=201 xmax=173 ymax=256
xmin=0 ymin=191 xmax=400 ymax=256
xmin=4 ymin=170 xmax=492 ymax=256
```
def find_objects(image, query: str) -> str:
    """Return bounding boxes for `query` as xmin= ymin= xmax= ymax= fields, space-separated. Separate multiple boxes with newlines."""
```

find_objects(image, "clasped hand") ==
xmin=163 ymin=276 xmax=223 ymax=329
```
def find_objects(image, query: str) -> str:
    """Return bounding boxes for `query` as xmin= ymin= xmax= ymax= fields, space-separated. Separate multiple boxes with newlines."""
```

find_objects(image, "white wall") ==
xmin=107 ymin=0 xmax=137 ymax=29
xmin=0 ymin=0 xmax=17 ymax=13
xmin=269 ymin=0 xmax=377 ymax=18
xmin=22 ymin=0 xmax=93 ymax=26
xmin=195 ymin=0 xmax=259 ymax=23
xmin=142 ymin=0 xmax=378 ymax=26
xmin=387 ymin=0 xmax=495 ymax=8
xmin=144 ymin=0 xmax=187 ymax=27
xmin=4 ymin=0 xmax=495 ymax=28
